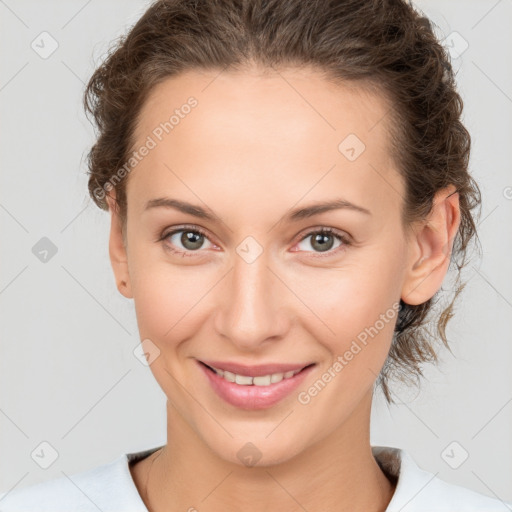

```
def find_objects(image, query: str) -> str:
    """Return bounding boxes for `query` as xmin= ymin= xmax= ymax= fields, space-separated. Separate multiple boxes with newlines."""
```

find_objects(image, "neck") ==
xmin=136 ymin=390 xmax=395 ymax=512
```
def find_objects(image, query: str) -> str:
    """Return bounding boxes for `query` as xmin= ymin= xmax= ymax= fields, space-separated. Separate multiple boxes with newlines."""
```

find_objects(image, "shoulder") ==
xmin=0 ymin=448 xmax=155 ymax=512
xmin=372 ymin=446 xmax=512 ymax=512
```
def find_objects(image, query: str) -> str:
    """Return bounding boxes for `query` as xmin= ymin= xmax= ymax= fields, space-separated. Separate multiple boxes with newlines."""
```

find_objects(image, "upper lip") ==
xmin=199 ymin=360 xmax=314 ymax=377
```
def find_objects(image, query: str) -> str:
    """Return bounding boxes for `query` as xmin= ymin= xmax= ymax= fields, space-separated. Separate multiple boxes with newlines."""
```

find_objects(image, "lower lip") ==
xmin=198 ymin=361 xmax=315 ymax=410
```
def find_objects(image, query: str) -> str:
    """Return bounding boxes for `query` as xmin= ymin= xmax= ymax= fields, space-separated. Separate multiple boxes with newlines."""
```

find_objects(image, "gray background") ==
xmin=1 ymin=0 xmax=511 ymax=503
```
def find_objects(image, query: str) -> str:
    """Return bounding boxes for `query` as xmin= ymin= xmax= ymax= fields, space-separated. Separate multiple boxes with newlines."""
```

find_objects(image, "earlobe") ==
xmin=401 ymin=186 xmax=460 ymax=306
xmin=106 ymin=192 xmax=133 ymax=299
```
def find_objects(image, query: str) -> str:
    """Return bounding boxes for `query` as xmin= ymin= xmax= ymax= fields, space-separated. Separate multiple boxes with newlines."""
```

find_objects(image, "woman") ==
xmin=1 ymin=0 xmax=510 ymax=510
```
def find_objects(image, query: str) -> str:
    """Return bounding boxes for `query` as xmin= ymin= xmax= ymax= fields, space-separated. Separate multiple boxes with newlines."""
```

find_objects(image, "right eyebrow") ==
xmin=144 ymin=197 xmax=218 ymax=221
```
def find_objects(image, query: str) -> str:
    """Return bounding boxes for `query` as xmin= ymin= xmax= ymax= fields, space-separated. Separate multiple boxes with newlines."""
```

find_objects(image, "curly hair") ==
xmin=83 ymin=0 xmax=481 ymax=403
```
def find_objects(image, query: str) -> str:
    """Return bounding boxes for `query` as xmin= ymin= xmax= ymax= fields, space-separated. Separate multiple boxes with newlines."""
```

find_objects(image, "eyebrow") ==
xmin=143 ymin=197 xmax=371 ymax=221
xmin=144 ymin=198 xmax=218 ymax=220
xmin=285 ymin=198 xmax=372 ymax=220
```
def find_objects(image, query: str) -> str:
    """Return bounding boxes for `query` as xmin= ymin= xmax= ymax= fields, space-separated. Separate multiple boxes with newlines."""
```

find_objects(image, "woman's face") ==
xmin=112 ymin=67 xmax=419 ymax=466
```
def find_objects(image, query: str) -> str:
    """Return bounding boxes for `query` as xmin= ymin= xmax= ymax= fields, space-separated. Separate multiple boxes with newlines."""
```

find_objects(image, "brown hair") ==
xmin=83 ymin=0 xmax=481 ymax=403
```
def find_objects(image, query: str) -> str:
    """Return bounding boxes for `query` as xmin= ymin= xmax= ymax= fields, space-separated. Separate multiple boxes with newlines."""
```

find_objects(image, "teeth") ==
xmin=235 ymin=374 xmax=253 ymax=385
xmin=210 ymin=366 xmax=303 ymax=386
xmin=270 ymin=373 xmax=284 ymax=383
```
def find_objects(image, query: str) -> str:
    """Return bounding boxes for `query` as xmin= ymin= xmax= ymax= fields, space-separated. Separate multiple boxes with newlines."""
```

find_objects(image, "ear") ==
xmin=105 ymin=190 xmax=133 ymax=299
xmin=401 ymin=185 xmax=461 ymax=306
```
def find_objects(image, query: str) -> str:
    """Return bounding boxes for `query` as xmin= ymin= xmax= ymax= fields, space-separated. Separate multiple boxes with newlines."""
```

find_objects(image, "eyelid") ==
xmin=159 ymin=223 xmax=210 ymax=241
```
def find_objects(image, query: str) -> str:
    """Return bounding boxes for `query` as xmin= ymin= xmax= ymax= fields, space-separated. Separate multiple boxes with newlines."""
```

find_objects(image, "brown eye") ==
xmin=310 ymin=232 xmax=336 ymax=252
xmin=175 ymin=230 xmax=205 ymax=251
xmin=294 ymin=228 xmax=350 ymax=257
xmin=161 ymin=226 xmax=214 ymax=255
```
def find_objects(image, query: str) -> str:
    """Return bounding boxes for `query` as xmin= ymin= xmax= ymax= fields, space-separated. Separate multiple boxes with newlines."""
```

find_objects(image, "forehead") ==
xmin=134 ymin=67 xmax=392 ymax=150
xmin=126 ymin=67 xmax=402 ymax=221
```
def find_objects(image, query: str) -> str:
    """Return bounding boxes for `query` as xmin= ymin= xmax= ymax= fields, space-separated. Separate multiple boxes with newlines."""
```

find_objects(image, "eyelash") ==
xmin=157 ymin=224 xmax=351 ymax=259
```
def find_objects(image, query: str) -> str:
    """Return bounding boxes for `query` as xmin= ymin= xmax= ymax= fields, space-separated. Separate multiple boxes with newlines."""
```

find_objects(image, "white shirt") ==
xmin=0 ymin=445 xmax=510 ymax=511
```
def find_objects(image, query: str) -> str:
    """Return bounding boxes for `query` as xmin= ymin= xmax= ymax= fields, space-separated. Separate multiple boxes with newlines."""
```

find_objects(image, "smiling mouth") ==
xmin=199 ymin=361 xmax=315 ymax=387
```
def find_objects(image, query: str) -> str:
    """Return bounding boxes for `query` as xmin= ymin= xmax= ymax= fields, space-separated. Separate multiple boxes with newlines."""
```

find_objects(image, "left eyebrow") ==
xmin=285 ymin=198 xmax=372 ymax=221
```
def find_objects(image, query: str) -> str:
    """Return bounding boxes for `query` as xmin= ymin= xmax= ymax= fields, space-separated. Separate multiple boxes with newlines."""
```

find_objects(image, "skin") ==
xmin=106 ymin=66 xmax=460 ymax=512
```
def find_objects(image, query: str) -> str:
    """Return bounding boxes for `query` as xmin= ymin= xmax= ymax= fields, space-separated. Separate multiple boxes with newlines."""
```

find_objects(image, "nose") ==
xmin=213 ymin=247 xmax=291 ymax=351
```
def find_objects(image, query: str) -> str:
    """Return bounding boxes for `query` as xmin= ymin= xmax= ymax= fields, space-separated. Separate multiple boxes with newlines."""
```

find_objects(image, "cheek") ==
xmin=292 ymin=266 xmax=400 ymax=428
xmin=128 ymin=243 xmax=209 ymax=340
xmin=131 ymin=269 xmax=214 ymax=344
xmin=294 ymin=259 xmax=400 ymax=338
xmin=128 ymin=258 xmax=212 ymax=395
xmin=288 ymin=249 xmax=404 ymax=386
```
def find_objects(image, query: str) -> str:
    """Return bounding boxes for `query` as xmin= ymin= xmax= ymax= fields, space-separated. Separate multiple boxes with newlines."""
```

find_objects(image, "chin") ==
xmin=210 ymin=434 xmax=307 ymax=469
